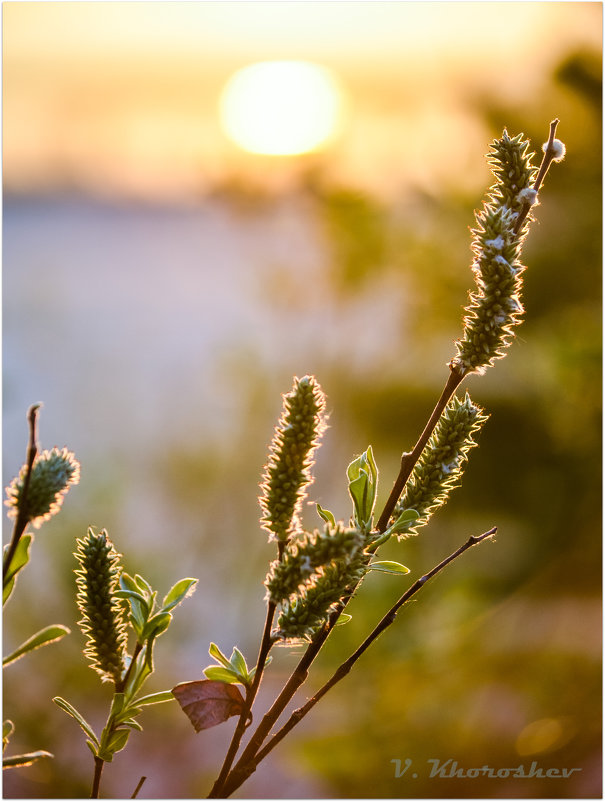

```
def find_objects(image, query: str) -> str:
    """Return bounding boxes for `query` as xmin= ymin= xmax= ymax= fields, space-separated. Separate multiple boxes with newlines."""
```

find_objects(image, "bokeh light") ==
xmin=220 ymin=60 xmax=346 ymax=156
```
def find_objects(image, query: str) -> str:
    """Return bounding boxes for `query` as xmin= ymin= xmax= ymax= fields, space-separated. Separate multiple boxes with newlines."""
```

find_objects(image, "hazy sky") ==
xmin=3 ymin=2 xmax=601 ymax=198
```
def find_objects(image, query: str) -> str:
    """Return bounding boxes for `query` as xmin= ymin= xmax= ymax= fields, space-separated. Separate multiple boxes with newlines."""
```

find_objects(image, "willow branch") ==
xmin=214 ymin=591 xmax=352 ymax=798
xmin=91 ymin=756 xmax=104 ymax=799
xmin=214 ymin=368 xmax=465 ymax=797
xmin=3 ymin=404 xmax=41 ymax=580
xmin=208 ymin=600 xmax=277 ymax=797
xmin=131 ymin=776 xmax=147 ymax=799
xmin=229 ymin=526 xmax=497 ymax=791
xmin=376 ymin=368 xmax=464 ymax=533
xmin=209 ymin=540 xmax=290 ymax=797
xmin=116 ymin=641 xmax=143 ymax=695
xmin=514 ymin=118 xmax=560 ymax=235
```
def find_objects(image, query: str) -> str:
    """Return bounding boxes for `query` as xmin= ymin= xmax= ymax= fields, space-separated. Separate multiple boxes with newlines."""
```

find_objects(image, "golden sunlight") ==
xmin=219 ymin=60 xmax=346 ymax=156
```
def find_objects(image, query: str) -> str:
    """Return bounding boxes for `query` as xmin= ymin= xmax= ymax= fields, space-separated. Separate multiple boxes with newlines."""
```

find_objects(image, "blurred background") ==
xmin=3 ymin=2 xmax=601 ymax=798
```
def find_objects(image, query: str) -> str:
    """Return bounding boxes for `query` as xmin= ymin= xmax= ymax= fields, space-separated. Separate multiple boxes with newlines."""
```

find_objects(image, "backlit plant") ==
xmin=2 ymin=120 xmax=565 ymax=798
xmin=3 ymin=406 xmax=79 ymax=771
xmin=167 ymin=121 xmax=566 ymax=798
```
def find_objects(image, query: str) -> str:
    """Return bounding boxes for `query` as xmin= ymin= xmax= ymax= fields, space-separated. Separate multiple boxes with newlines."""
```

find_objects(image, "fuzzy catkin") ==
xmin=5 ymin=447 xmax=80 ymax=529
xmin=265 ymin=523 xmax=364 ymax=605
xmin=75 ymin=529 xmax=128 ymax=685
xmin=392 ymin=393 xmax=488 ymax=537
xmin=275 ymin=553 xmax=368 ymax=640
xmin=259 ymin=376 xmax=326 ymax=543
xmin=452 ymin=130 xmax=538 ymax=376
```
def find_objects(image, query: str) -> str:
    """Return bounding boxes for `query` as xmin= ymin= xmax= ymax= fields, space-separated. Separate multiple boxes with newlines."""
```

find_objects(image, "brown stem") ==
xmin=215 ymin=598 xmax=348 ymax=798
xmin=208 ymin=541 xmax=289 ymax=797
xmin=229 ymin=527 xmax=497 ymax=791
xmin=376 ymin=368 xmax=464 ymax=533
xmin=211 ymin=118 xmax=561 ymax=798
xmin=514 ymin=118 xmax=560 ymax=235
xmin=208 ymin=601 xmax=277 ymax=797
xmin=131 ymin=776 xmax=147 ymax=799
xmin=215 ymin=368 xmax=465 ymax=798
xmin=91 ymin=756 xmax=104 ymax=798
xmin=3 ymin=404 xmax=41 ymax=581
xmin=116 ymin=642 xmax=143 ymax=695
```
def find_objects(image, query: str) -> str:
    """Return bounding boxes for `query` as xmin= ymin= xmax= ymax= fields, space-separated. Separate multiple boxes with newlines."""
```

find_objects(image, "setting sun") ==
xmin=219 ymin=60 xmax=346 ymax=156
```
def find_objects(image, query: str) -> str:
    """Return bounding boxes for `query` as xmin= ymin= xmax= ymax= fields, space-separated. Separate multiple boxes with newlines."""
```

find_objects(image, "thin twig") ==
xmin=3 ymin=404 xmax=41 ymax=581
xmin=216 ymin=368 xmax=465 ymax=797
xmin=208 ymin=541 xmax=288 ymax=797
xmin=376 ymin=368 xmax=464 ymax=532
xmin=215 ymin=599 xmax=347 ymax=798
xmin=208 ymin=601 xmax=277 ymax=797
xmin=514 ymin=118 xmax=560 ymax=235
xmin=117 ymin=641 xmax=143 ymax=695
xmin=91 ymin=756 xmax=104 ymax=798
xmin=256 ymin=526 xmax=497 ymax=765
xmin=131 ymin=775 xmax=147 ymax=799
xmin=225 ymin=527 xmax=497 ymax=795
xmin=212 ymin=118 xmax=561 ymax=799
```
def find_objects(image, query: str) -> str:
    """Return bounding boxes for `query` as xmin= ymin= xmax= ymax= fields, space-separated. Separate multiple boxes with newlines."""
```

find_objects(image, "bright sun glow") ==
xmin=220 ymin=60 xmax=345 ymax=156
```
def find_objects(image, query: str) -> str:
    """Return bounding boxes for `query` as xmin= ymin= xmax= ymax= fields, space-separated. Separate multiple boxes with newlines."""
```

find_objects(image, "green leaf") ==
xmin=123 ymin=649 xmax=151 ymax=699
xmin=347 ymin=445 xmax=377 ymax=484
xmin=3 ymin=577 xmax=16 ymax=607
xmin=85 ymin=740 xmax=98 ymax=758
xmin=108 ymin=693 xmax=126 ymax=720
xmin=134 ymin=574 xmax=154 ymax=597
xmin=52 ymin=697 xmax=99 ymax=746
xmin=99 ymin=728 xmax=130 ymax=761
xmin=364 ymin=444 xmax=378 ymax=486
xmin=142 ymin=631 xmax=160 ymax=674
xmin=3 ymin=750 xmax=53 ymax=769
xmin=117 ymin=581 xmax=149 ymax=636
xmin=121 ymin=718 xmax=144 ymax=732
xmin=119 ymin=573 xmax=140 ymax=593
xmin=387 ymin=508 xmax=420 ymax=536
xmin=3 ymin=625 xmax=70 ymax=667
xmin=348 ymin=474 xmax=369 ymax=524
xmin=316 ymin=503 xmax=336 ymax=526
xmin=113 ymin=701 xmax=144 ymax=727
xmin=229 ymin=647 xmax=248 ymax=680
xmin=3 ymin=534 xmax=33 ymax=605
xmin=134 ymin=690 xmax=175 ymax=706
xmin=334 ymin=613 xmax=353 ymax=627
xmin=114 ymin=588 xmax=149 ymax=609
xmin=161 ymin=578 xmax=198 ymax=612
xmin=346 ymin=454 xmax=361 ymax=483
xmin=347 ymin=446 xmax=378 ymax=527
xmin=127 ymin=609 xmax=147 ymax=639
xmin=368 ymin=560 xmax=410 ymax=575
xmin=203 ymin=665 xmax=241 ymax=684
xmin=109 ymin=728 xmax=131 ymax=752
xmin=114 ymin=706 xmax=143 ymax=726
xmin=142 ymin=611 xmax=172 ymax=641
xmin=208 ymin=642 xmax=233 ymax=671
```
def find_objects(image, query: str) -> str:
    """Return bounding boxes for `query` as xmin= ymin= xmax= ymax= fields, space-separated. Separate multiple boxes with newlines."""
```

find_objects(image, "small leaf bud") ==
xmin=544 ymin=138 xmax=566 ymax=162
